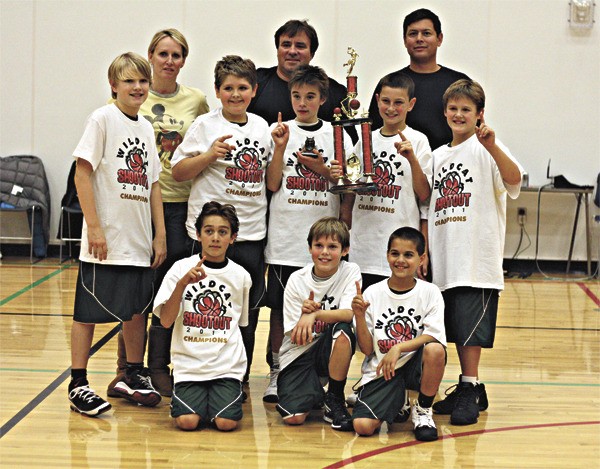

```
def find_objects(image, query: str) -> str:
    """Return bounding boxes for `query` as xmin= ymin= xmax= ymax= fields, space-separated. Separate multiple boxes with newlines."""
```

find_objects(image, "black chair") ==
xmin=57 ymin=161 xmax=83 ymax=262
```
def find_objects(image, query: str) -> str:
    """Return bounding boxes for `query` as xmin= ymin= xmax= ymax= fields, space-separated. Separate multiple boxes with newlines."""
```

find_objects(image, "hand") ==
xmin=376 ymin=344 xmax=402 ymax=381
xmin=301 ymin=290 xmax=321 ymax=315
xmin=150 ymin=234 xmax=167 ymax=269
xmin=351 ymin=281 xmax=370 ymax=318
xmin=87 ymin=225 xmax=108 ymax=261
xmin=417 ymin=251 xmax=429 ymax=280
xmin=291 ymin=311 xmax=317 ymax=346
xmin=476 ymin=115 xmax=496 ymax=149
xmin=271 ymin=112 xmax=290 ymax=148
xmin=394 ymin=131 xmax=416 ymax=162
xmin=328 ymin=159 xmax=344 ymax=180
xmin=208 ymin=135 xmax=236 ymax=160
xmin=179 ymin=256 xmax=207 ymax=287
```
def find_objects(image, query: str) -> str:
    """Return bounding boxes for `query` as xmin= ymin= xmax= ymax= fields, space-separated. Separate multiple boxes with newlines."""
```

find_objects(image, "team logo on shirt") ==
xmin=433 ymin=162 xmax=473 ymax=221
xmin=375 ymin=307 xmax=423 ymax=353
xmin=284 ymin=154 xmax=329 ymax=192
xmin=224 ymin=138 xmax=267 ymax=184
xmin=183 ymin=284 xmax=233 ymax=331
xmin=117 ymin=137 xmax=149 ymax=189
xmin=359 ymin=152 xmax=402 ymax=200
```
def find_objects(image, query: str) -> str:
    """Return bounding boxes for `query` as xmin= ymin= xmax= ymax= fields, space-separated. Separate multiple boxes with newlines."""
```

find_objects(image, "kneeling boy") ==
xmin=153 ymin=201 xmax=251 ymax=431
xmin=276 ymin=217 xmax=360 ymax=431
xmin=352 ymin=227 xmax=446 ymax=441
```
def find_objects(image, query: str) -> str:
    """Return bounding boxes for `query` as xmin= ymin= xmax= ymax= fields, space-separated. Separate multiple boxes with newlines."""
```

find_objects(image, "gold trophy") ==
xmin=330 ymin=47 xmax=376 ymax=194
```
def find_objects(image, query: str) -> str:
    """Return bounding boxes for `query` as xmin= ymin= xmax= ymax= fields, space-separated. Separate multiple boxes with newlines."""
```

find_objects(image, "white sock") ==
xmin=272 ymin=353 xmax=280 ymax=370
xmin=461 ymin=375 xmax=478 ymax=385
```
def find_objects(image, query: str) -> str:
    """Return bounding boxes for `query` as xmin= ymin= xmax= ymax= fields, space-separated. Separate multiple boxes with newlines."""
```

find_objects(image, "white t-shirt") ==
xmin=279 ymin=260 xmax=361 ymax=370
xmin=358 ymin=279 xmax=446 ymax=386
xmin=428 ymin=134 xmax=523 ymax=291
xmin=171 ymin=108 xmax=272 ymax=242
xmin=265 ymin=120 xmax=352 ymax=267
xmin=349 ymin=127 xmax=432 ymax=276
xmin=153 ymin=255 xmax=251 ymax=383
xmin=73 ymin=103 xmax=161 ymax=267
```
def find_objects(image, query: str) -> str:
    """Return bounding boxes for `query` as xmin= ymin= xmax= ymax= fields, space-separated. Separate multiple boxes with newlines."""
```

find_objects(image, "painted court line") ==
xmin=324 ymin=420 xmax=600 ymax=468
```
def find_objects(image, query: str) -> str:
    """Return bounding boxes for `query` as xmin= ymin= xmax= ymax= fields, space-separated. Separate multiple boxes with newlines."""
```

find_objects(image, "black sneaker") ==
xmin=433 ymin=380 xmax=488 ymax=414
xmin=69 ymin=384 xmax=112 ymax=417
xmin=394 ymin=390 xmax=411 ymax=423
xmin=114 ymin=369 xmax=161 ymax=407
xmin=323 ymin=391 xmax=353 ymax=432
xmin=450 ymin=382 xmax=480 ymax=425
xmin=411 ymin=400 xmax=438 ymax=441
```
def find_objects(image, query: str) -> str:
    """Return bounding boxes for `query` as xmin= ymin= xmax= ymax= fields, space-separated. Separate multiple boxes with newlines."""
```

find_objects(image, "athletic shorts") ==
xmin=442 ymin=287 xmax=499 ymax=348
xmin=190 ymin=238 xmax=266 ymax=309
xmin=171 ymin=378 xmax=244 ymax=422
xmin=265 ymin=264 xmax=300 ymax=309
xmin=74 ymin=261 xmax=154 ymax=324
xmin=276 ymin=322 xmax=356 ymax=418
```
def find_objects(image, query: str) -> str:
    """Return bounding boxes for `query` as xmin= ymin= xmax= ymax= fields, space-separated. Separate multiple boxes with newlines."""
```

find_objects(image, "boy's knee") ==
xmin=353 ymin=418 xmax=379 ymax=436
xmin=175 ymin=414 xmax=201 ymax=431
xmin=214 ymin=417 xmax=238 ymax=432
xmin=423 ymin=342 xmax=446 ymax=366
xmin=283 ymin=413 xmax=308 ymax=426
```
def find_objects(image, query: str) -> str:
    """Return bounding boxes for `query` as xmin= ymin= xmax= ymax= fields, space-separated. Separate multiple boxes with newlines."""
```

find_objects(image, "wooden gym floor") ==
xmin=0 ymin=256 xmax=598 ymax=468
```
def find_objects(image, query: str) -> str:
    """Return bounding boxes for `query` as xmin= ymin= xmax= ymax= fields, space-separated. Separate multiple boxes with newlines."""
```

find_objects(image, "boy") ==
xmin=351 ymin=227 xmax=446 ymax=441
xmin=68 ymin=52 xmax=166 ymax=416
xmin=276 ymin=217 xmax=360 ymax=431
xmin=262 ymin=65 xmax=353 ymax=403
xmin=428 ymin=79 xmax=522 ymax=425
xmin=172 ymin=56 xmax=286 ymax=384
xmin=153 ymin=201 xmax=250 ymax=431
xmin=341 ymin=71 xmax=432 ymax=291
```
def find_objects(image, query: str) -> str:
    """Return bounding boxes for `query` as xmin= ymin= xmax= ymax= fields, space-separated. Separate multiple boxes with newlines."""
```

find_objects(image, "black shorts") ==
xmin=74 ymin=261 xmax=154 ymax=324
xmin=277 ymin=322 xmax=356 ymax=418
xmin=442 ymin=287 xmax=499 ymax=347
xmin=190 ymin=238 xmax=266 ymax=309
xmin=265 ymin=264 xmax=300 ymax=310
xmin=352 ymin=346 xmax=425 ymax=424
xmin=171 ymin=378 xmax=244 ymax=422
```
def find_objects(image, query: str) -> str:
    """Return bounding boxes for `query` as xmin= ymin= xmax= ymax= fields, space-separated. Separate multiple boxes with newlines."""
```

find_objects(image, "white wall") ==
xmin=1 ymin=0 xmax=598 ymax=261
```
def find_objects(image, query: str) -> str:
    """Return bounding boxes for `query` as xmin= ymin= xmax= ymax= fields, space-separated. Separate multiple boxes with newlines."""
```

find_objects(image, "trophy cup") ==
xmin=329 ymin=47 xmax=377 ymax=194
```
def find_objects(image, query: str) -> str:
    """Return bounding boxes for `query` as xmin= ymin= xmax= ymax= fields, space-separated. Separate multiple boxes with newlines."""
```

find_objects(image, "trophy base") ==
xmin=329 ymin=181 xmax=378 ymax=194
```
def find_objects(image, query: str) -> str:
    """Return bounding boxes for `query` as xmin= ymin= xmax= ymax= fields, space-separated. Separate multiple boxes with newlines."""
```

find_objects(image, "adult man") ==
xmin=248 ymin=19 xmax=350 ymax=127
xmin=368 ymin=9 xmax=469 ymax=150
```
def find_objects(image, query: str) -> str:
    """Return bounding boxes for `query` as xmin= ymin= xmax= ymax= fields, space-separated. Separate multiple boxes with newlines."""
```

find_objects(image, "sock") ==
xmin=70 ymin=369 xmax=87 ymax=390
xmin=418 ymin=392 xmax=435 ymax=409
xmin=272 ymin=353 xmax=280 ymax=370
xmin=125 ymin=362 xmax=144 ymax=376
xmin=328 ymin=377 xmax=347 ymax=399
xmin=461 ymin=375 xmax=478 ymax=385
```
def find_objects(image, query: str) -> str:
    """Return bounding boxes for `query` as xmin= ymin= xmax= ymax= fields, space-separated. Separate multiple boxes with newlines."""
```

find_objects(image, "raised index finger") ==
xmin=277 ymin=112 xmax=282 ymax=126
xmin=355 ymin=280 xmax=362 ymax=296
xmin=308 ymin=290 xmax=315 ymax=302
xmin=398 ymin=131 xmax=407 ymax=142
xmin=218 ymin=134 xmax=233 ymax=143
xmin=197 ymin=255 xmax=206 ymax=268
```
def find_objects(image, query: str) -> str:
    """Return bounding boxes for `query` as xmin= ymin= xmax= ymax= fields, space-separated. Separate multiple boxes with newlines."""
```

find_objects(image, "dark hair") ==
xmin=387 ymin=227 xmax=425 ymax=255
xmin=274 ymin=19 xmax=319 ymax=56
xmin=377 ymin=71 xmax=416 ymax=100
xmin=443 ymin=78 xmax=486 ymax=112
xmin=403 ymin=8 xmax=442 ymax=38
xmin=307 ymin=217 xmax=350 ymax=249
xmin=288 ymin=64 xmax=329 ymax=99
xmin=195 ymin=201 xmax=239 ymax=235
xmin=214 ymin=55 xmax=257 ymax=88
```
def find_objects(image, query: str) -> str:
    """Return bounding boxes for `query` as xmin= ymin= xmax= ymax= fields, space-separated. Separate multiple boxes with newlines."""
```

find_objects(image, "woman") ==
xmin=107 ymin=29 xmax=209 ymax=398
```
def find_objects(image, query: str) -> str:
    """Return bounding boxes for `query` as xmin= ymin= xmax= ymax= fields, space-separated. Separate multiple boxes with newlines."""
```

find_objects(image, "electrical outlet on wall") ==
xmin=517 ymin=207 xmax=527 ymax=225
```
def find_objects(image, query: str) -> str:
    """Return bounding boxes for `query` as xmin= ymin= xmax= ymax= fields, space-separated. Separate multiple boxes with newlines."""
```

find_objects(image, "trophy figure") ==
xmin=330 ymin=47 xmax=377 ymax=194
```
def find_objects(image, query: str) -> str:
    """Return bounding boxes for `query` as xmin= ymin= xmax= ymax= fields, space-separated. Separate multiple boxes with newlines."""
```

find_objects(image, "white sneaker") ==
xmin=411 ymin=400 xmax=438 ymax=441
xmin=345 ymin=391 xmax=358 ymax=407
xmin=262 ymin=367 xmax=279 ymax=403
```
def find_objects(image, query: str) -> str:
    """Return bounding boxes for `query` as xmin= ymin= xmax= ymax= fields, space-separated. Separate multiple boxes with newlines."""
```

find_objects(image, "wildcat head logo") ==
xmin=117 ymin=138 xmax=149 ymax=189
xmin=236 ymin=147 xmax=261 ymax=171
xmin=373 ymin=160 xmax=395 ymax=186
xmin=438 ymin=171 xmax=464 ymax=197
xmin=126 ymin=147 xmax=147 ymax=174
xmin=296 ymin=163 xmax=320 ymax=179
xmin=193 ymin=291 xmax=225 ymax=316
xmin=386 ymin=316 xmax=414 ymax=342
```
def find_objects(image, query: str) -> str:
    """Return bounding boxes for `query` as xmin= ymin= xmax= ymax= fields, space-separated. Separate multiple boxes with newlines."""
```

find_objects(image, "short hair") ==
xmin=377 ymin=71 xmax=416 ymax=100
xmin=147 ymin=28 xmax=189 ymax=60
xmin=108 ymin=52 xmax=152 ymax=99
xmin=307 ymin=217 xmax=350 ymax=249
xmin=288 ymin=65 xmax=329 ymax=100
xmin=403 ymin=8 xmax=442 ymax=38
xmin=387 ymin=227 xmax=425 ymax=255
xmin=194 ymin=201 xmax=240 ymax=235
xmin=443 ymin=79 xmax=486 ymax=112
xmin=214 ymin=55 xmax=257 ymax=89
xmin=274 ymin=19 xmax=319 ymax=56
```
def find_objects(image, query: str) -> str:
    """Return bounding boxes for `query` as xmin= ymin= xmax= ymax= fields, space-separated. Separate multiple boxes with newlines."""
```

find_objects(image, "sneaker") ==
xmin=69 ymin=384 xmax=112 ymax=417
xmin=411 ymin=400 xmax=438 ymax=441
xmin=323 ymin=391 xmax=353 ymax=432
xmin=450 ymin=382 xmax=480 ymax=425
xmin=393 ymin=390 xmax=411 ymax=423
xmin=433 ymin=379 xmax=488 ymax=415
xmin=262 ymin=367 xmax=279 ymax=403
xmin=113 ymin=369 xmax=161 ymax=407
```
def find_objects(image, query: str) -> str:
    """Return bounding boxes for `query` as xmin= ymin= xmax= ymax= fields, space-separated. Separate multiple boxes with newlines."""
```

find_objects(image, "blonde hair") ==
xmin=108 ymin=52 xmax=152 ymax=99
xmin=443 ymin=79 xmax=486 ymax=112
xmin=307 ymin=217 xmax=350 ymax=249
xmin=148 ymin=28 xmax=189 ymax=59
